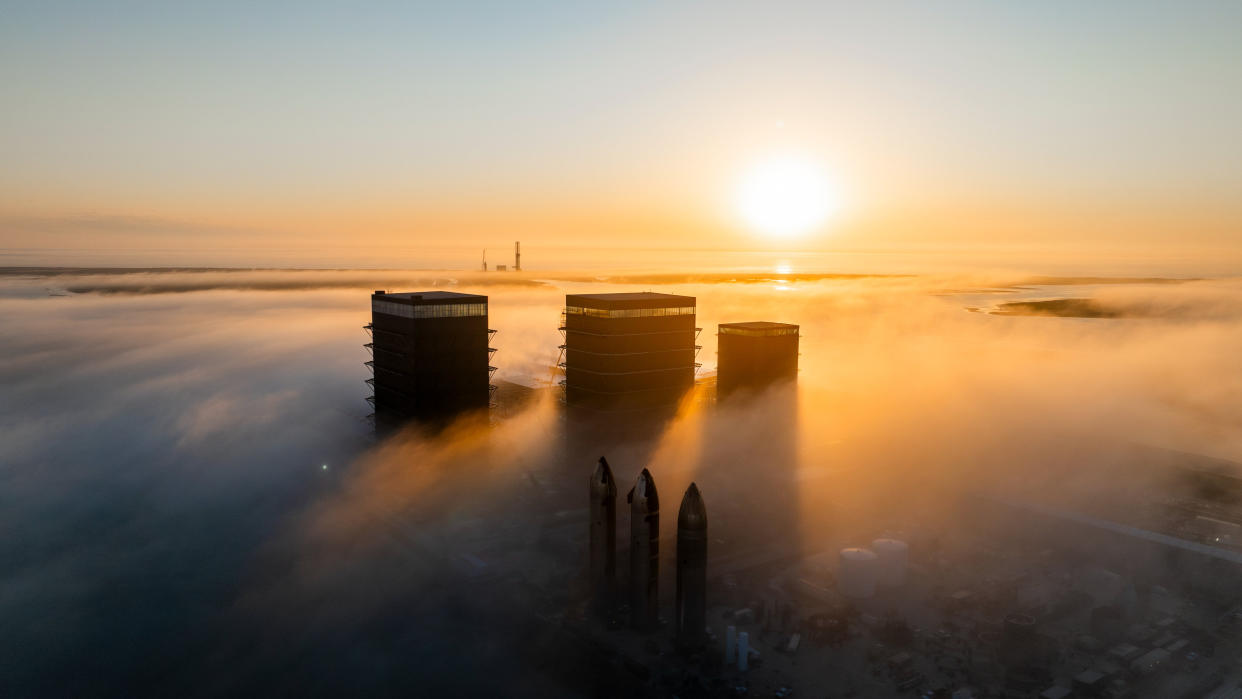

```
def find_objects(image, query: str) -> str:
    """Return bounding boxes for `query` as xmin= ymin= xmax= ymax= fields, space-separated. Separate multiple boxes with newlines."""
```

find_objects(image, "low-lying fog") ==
xmin=3 ymin=268 xmax=1241 ymax=696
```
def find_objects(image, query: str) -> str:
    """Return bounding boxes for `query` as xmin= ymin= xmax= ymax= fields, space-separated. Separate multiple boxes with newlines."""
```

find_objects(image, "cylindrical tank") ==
xmin=872 ymin=538 xmax=909 ymax=587
xmin=838 ymin=548 xmax=879 ymax=599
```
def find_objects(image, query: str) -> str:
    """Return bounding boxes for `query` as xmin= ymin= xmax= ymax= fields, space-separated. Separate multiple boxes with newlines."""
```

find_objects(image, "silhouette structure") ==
xmin=589 ymin=457 xmax=617 ymax=614
xmin=366 ymin=290 xmax=496 ymax=423
xmin=628 ymin=468 xmax=660 ymax=630
xmin=716 ymin=321 xmax=799 ymax=400
xmin=675 ymin=482 xmax=708 ymax=650
xmin=561 ymin=292 xmax=698 ymax=413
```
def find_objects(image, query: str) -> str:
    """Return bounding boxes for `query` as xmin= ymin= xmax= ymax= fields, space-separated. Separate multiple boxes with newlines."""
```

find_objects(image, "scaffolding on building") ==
xmin=366 ymin=320 xmax=498 ymax=416
xmin=488 ymin=328 xmax=498 ymax=407
xmin=558 ymin=293 xmax=702 ymax=411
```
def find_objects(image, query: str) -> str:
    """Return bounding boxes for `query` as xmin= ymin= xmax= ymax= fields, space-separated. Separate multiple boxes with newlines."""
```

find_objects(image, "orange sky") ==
xmin=2 ymin=3 xmax=1240 ymax=270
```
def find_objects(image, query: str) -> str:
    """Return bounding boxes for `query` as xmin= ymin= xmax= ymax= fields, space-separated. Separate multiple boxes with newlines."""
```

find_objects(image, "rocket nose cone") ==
xmin=629 ymin=468 xmax=659 ymax=511
xmin=678 ymin=482 xmax=707 ymax=530
xmin=591 ymin=457 xmax=616 ymax=497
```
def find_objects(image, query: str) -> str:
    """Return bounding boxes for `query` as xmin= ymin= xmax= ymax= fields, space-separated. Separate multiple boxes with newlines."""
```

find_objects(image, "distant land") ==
xmin=990 ymin=298 xmax=1127 ymax=318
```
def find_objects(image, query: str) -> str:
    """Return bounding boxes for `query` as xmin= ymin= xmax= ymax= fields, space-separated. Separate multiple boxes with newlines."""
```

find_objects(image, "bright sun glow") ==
xmin=737 ymin=153 xmax=839 ymax=238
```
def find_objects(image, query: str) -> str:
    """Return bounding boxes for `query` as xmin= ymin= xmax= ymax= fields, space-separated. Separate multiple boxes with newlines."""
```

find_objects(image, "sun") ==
xmin=736 ymin=153 xmax=840 ymax=238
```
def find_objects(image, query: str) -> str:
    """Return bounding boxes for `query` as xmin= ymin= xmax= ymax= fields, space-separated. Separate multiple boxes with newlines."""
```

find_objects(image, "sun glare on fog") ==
xmin=737 ymin=153 xmax=840 ymax=239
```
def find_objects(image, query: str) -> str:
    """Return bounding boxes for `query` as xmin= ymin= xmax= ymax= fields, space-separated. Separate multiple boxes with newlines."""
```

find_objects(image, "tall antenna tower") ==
xmin=514 ymin=241 xmax=521 ymax=272
xmin=481 ymin=249 xmax=487 ymax=272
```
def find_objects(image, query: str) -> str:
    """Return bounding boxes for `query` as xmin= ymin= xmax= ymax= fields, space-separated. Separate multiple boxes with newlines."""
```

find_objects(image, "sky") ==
xmin=2 ymin=1 xmax=1241 ymax=268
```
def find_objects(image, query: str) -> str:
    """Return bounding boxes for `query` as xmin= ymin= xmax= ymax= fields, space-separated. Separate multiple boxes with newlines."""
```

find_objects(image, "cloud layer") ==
xmin=3 ymin=269 xmax=1242 ymax=695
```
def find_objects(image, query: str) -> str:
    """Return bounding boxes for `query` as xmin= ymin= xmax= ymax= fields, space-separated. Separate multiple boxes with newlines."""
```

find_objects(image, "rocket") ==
xmin=675 ymin=482 xmax=707 ymax=649
xmin=589 ymin=457 xmax=617 ymax=612
xmin=628 ymin=468 xmax=660 ymax=630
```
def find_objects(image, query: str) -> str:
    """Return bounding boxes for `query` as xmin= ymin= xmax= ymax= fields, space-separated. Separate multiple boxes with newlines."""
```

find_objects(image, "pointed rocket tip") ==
xmin=631 ymin=469 xmax=658 ymax=509
xmin=594 ymin=456 xmax=613 ymax=476
xmin=638 ymin=469 xmax=656 ymax=489
xmin=678 ymin=482 xmax=707 ymax=530
xmin=591 ymin=456 xmax=616 ymax=496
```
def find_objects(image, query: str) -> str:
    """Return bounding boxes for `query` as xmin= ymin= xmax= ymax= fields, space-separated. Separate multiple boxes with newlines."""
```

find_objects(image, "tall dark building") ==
xmin=365 ymin=290 xmax=495 ymax=421
xmin=561 ymin=292 xmax=699 ymax=413
xmin=675 ymin=482 xmax=707 ymax=650
xmin=628 ymin=468 xmax=660 ymax=630
xmin=589 ymin=457 xmax=617 ymax=614
xmin=716 ymin=322 xmax=799 ymax=400
xmin=707 ymin=322 xmax=803 ymax=555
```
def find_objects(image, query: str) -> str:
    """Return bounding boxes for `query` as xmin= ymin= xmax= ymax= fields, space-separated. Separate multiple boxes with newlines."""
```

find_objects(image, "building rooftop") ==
xmin=719 ymin=321 xmax=800 ymax=337
xmin=719 ymin=321 xmax=799 ymax=330
xmin=566 ymin=291 xmax=695 ymax=309
xmin=372 ymin=290 xmax=487 ymax=303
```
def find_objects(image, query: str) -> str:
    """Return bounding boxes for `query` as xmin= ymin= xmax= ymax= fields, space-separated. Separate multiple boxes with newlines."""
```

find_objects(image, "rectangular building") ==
xmin=716 ymin=321 xmax=799 ymax=399
xmin=561 ymin=292 xmax=699 ymax=412
xmin=366 ymin=290 xmax=495 ymax=420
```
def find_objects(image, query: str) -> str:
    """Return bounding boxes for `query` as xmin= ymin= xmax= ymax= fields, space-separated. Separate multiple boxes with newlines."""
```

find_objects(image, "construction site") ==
xmin=357 ymin=288 xmax=1242 ymax=698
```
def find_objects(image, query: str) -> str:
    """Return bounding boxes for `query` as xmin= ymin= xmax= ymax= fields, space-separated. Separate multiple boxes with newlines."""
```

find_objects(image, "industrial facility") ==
xmin=479 ymin=241 xmax=521 ymax=272
xmin=353 ymin=287 xmax=1242 ymax=698
xmin=559 ymin=292 xmax=701 ymax=413
xmin=364 ymin=290 xmax=496 ymax=421
xmin=716 ymin=321 xmax=800 ymax=400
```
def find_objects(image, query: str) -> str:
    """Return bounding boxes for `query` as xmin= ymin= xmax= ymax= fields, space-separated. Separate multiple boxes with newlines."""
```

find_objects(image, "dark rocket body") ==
xmin=628 ymin=468 xmax=660 ymax=630
xmin=589 ymin=457 xmax=617 ymax=612
xmin=675 ymin=482 xmax=707 ymax=649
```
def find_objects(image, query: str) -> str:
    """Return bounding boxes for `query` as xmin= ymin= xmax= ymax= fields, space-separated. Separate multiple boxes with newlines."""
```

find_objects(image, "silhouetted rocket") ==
xmin=589 ymin=456 xmax=617 ymax=612
xmin=628 ymin=468 xmax=660 ymax=630
xmin=675 ymin=482 xmax=707 ymax=649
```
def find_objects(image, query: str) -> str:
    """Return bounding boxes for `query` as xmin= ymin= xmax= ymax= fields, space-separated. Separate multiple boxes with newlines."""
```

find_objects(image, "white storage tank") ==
xmin=838 ymin=548 xmax=879 ymax=598
xmin=872 ymin=538 xmax=909 ymax=587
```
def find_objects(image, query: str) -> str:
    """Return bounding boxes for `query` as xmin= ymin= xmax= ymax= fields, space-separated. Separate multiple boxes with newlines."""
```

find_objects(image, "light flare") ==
xmin=737 ymin=153 xmax=840 ymax=238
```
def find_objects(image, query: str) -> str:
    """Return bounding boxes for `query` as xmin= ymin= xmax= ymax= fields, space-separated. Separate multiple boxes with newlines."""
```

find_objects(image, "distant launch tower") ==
xmin=675 ymin=482 xmax=707 ymax=650
xmin=589 ymin=457 xmax=617 ymax=613
xmin=514 ymin=241 xmax=521 ymax=271
xmin=628 ymin=469 xmax=660 ymax=630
